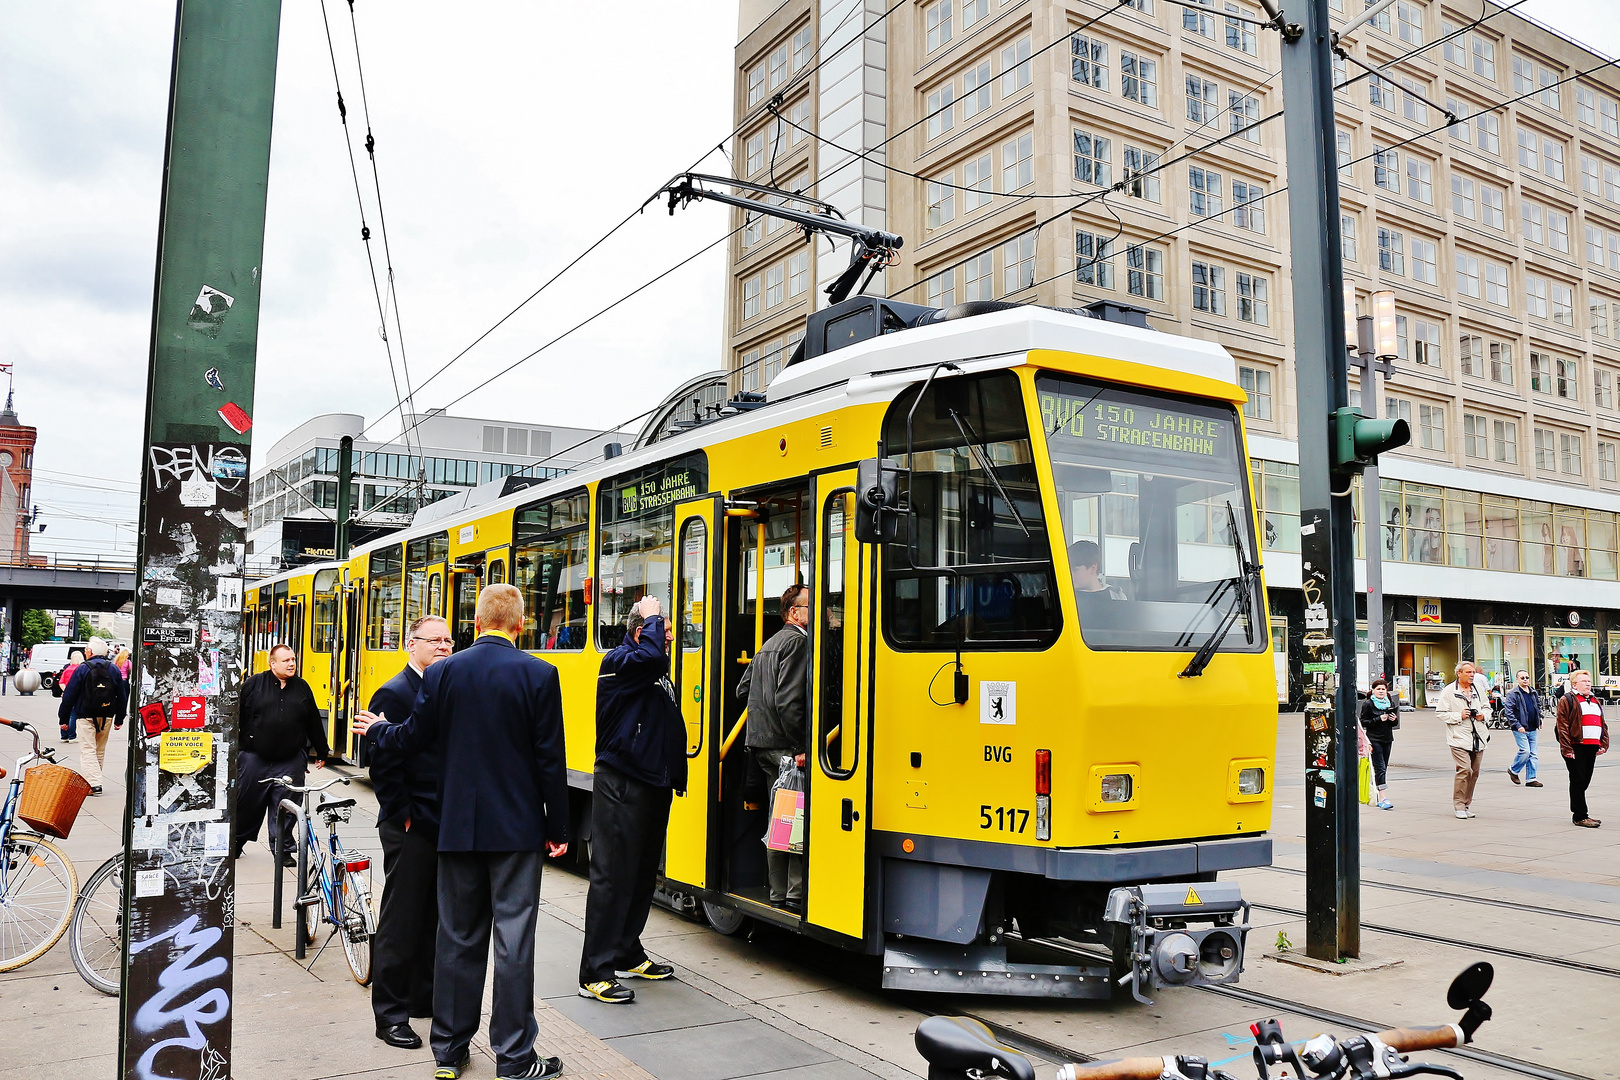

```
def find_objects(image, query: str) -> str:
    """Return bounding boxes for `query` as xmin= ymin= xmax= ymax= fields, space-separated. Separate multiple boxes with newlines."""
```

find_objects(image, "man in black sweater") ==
xmin=369 ymin=615 xmax=453 ymax=1050
xmin=233 ymin=643 xmax=329 ymax=864
xmin=577 ymin=596 xmax=686 ymax=1004
xmin=738 ymin=583 xmax=810 ymax=912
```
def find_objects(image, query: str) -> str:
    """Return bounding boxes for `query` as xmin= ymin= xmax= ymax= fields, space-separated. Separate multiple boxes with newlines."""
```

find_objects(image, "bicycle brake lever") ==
xmin=1387 ymin=1066 xmax=1462 ymax=1080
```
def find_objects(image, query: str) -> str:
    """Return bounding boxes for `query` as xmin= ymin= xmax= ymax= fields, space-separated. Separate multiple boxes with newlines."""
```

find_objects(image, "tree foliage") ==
xmin=19 ymin=609 xmax=54 ymax=649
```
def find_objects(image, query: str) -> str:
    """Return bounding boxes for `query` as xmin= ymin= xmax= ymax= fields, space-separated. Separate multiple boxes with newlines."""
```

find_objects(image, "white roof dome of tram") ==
xmin=765 ymin=305 xmax=1239 ymax=401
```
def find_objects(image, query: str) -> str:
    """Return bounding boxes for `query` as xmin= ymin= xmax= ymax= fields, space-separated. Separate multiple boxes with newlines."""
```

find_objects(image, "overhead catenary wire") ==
xmin=1331 ymin=0 xmax=1532 ymax=91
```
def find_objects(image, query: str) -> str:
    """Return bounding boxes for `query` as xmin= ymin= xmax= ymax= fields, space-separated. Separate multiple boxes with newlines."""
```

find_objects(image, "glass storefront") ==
xmin=1474 ymin=629 xmax=1534 ymax=689
xmin=1545 ymin=631 xmax=1598 ymax=686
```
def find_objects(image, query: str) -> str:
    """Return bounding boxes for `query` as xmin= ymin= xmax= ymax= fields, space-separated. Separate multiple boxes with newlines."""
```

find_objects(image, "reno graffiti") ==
xmin=127 ymin=916 xmax=231 ymax=1080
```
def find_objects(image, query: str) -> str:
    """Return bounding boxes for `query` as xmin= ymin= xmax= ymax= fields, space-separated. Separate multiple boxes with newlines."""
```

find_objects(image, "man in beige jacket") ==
xmin=1435 ymin=660 xmax=1491 ymax=820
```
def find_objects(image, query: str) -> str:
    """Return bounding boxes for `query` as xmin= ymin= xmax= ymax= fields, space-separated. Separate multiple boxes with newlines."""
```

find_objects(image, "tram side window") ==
xmin=880 ymin=371 xmax=1060 ymax=648
xmin=367 ymin=545 xmax=404 ymax=650
xmin=514 ymin=491 xmax=590 ymax=651
xmin=597 ymin=454 xmax=708 ymax=650
xmin=312 ymin=592 xmax=338 ymax=652
xmin=1035 ymin=373 xmax=1265 ymax=652
xmin=406 ymin=533 xmax=450 ymax=626
xmin=820 ymin=491 xmax=855 ymax=775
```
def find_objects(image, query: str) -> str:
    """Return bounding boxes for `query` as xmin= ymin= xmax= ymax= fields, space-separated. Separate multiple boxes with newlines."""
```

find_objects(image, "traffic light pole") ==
xmin=1278 ymin=0 xmax=1361 ymax=961
xmin=119 ymin=4 xmax=283 ymax=1077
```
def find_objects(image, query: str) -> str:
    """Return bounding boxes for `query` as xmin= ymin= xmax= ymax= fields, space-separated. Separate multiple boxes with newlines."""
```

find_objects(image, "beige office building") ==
xmin=723 ymin=0 xmax=1620 ymax=703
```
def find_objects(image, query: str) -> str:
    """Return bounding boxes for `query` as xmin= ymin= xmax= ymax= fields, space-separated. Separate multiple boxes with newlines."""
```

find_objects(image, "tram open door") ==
xmin=666 ymin=497 xmax=721 ymax=900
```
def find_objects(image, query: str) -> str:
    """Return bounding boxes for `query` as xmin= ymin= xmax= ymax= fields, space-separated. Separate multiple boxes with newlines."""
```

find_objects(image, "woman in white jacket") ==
xmin=1434 ymin=660 xmax=1492 ymax=819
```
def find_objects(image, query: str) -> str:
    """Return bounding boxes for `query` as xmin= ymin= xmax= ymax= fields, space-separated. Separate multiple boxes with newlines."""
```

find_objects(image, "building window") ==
xmin=1456 ymin=254 xmax=1481 ymax=298
xmin=743 ymin=276 xmax=760 ymax=320
xmin=1484 ymin=261 xmax=1509 ymax=306
xmin=1073 ymin=130 xmax=1112 ymax=186
xmin=1419 ymin=404 xmax=1446 ymax=450
xmin=964 ymin=62 xmax=992 ymax=118
xmin=1495 ymin=419 xmax=1518 ymax=463
xmin=1240 ymin=366 xmax=1273 ymax=420
xmin=765 ymin=265 xmax=784 ymax=309
xmin=1190 ymin=166 xmax=1223 ymax=217
xmin=1595 ymin=368 xmax=1614 ymax=410
xmin=1522 ymin=201 xmax=1544 ymax=245
xmin=1587 ymin=225 xmax=1606 ymax=267
xmin=1396 ymin=2 xmax=1423 ymax=44
xmin=788 ymin=252 xmax=809 ymax=297
xmin=789 ymin=100 xmax=810 ymax=143
xmin=1549 ymin=210 xmax=1570 ymax=253
xmin=1225 ymin=3 xmax=1257 ymax=53
xmin=1121 ymin=51 xmax=1158 ymax=106
xmin=926 ymin=0 xmax=953 ymax=51
xmin=1557 ymin=355 xmax=1579 ymax=400
xmin=793 ymin=27 xmax=812 ymax=70
xmin=746 ymin=132 xmax=765 ymax=175
xmin=769 ymin=45 xmax=788 ymax=89
xmin=1405 ymin=157 xmax=1433 ymax=203
xmin=1411 ymin=318 xmax=1441 ymax=366
xmin=1338 ymin=128 xmax=1353 ymax=176
xmin=1442 ymin=23 xmax=1465 ymax=66
xmin=927 ymin=177 xmax=955 ymax=228
xmin=1385 ymin=396 xmax=1413 ymax=427
xmin=1370 ymin=74 xmax=1395 ymax=112
xmin=1477 ymin=112 xmax=1500 ymax=155
xmin=1604 ymin=97 xmax=1620 ymax=137
xmin=927 ymin=268 xmax=956 ymax=308
xmin=1513 ymin=54 xmax=1534 ymax=95
xmin=1460 ymin=334 xmax=1483 ymax=377
xmin=1072 ymin=34 xmax=1107 ymax=90
xmin=964 ymin=153 xmax=993 ymax=210
xmin=1531 ymin=351 xmax=1553 ymax=394
xmin=1491 ymin=341 xmax=1514 ymax=386
xmin=964 ymin=251 xmax=993 ymax=301
xmin=1076 ymin=230 xmax=1115 ymax=288
xmin=1236 ymin=272 xmax=1269 ymax=325
xmin=1373 ymin=146 xmax=1400 ymax=192
xmin=961 ymin=0 xmax=988 ymax=29
xmin=1447 ymin=98 xmax=1472 ymax=143
xmin=1539 ymin=65 xmax=1563 ymax=110
xmin=1552 ymin=283 xmax=1574 ymax=327
xmin=1579 ymin=86 xmax=1597 ymax=127
xmin=1233 ymin=180 xmax=1265 ymax=232
xmin=1562 ymin=433 xmax=1582 ymax=475
xmin=1601 ymin=442 xmax=1618 ymax=482
xmin=1003 ymin=233 xmax=1035 ymax=294
xmin=1003 ymin=132 xmax=1034 ymax=192
xmin=1594 ymin=297 xmax=1612 ymax=337
xmin=1535 ymin=427 xmax=1556 ymax=470
xmin=1411 ymin=238 xmax=1438 ymax=285
xmin=1517 ymin=128 xmax=1539 ymax=171
xmin=1122 ymin=145 xmax=1160 ymax=201
xmin=1378 ymin=227 xmax=1405 ymax=275
xmin=1341 ymin=213 xmax=1357 ymax=261
xmin=1401 ymin=78 xmax=1429 ymax=124
xmin=1464 ymin=413 xmax=1488 ymax=459
xmin=1126 ymin=244 xmax=1164 ymax=300
xmin=1473 ymin=34 xmax=1496 ymax=80
xmin=1186 ymin=75 xmax=1218 ymax=125
xmin=926 ymin=83 xmax=956 ymax=140
xmin=1183 ymin=0 xmax=1216 ymax=38
xmin=1000 ymin=38 xmax=1032 ymax=94
xmin=1525 ymin=274 xmax=1549 ymax=320
xmin=1230 ymin=92 xmax=1261 ymax=141
xmin=1451 ymin=174 xmax=1475 ymax=219
xmin=1192 ymin=261 xmax=1226 ymax=316
xmin=747 ymin=63 xmax=764 ymax=106
xmin=1582 ymin=154 xmax=1602 ymax=194
xmin=1543 ymin=137 xmax=1566 ymax=181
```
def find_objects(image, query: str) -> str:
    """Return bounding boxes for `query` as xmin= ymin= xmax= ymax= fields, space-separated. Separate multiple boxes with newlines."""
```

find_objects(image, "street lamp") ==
xmin=1372 ymin=290 xmax=1398 ymax=362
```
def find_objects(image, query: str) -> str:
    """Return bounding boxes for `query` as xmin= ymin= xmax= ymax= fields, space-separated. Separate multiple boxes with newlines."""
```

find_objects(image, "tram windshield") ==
xmin=1036 ymin=373 xmax=1264 ymax=653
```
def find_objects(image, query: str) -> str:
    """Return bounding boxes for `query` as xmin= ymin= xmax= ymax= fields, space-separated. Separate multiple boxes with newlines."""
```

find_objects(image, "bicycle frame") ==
xmin=1 ymin=722 xmax=55 ymax=887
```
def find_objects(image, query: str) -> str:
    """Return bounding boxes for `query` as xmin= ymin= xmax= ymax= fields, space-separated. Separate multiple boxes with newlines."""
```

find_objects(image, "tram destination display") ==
xmin=1038 ymin=380 xmax=1240 ymax=476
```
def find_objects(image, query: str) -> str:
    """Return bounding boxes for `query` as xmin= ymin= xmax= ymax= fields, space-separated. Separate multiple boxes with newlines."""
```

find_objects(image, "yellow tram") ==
xmin=246 ymin=296 xmax=1276 ymax=1000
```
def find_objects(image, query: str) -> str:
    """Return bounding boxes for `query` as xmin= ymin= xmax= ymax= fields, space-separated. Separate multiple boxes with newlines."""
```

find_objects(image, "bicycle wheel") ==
xmin=0 ymin=834 xmax=78 ymax=972
xmin=338 ymin=868 xmax=373 ymax=985
xmin=69 ymin=853 xmax=124 ymax=994
xmin=299 ymin=848 xmax=325 ymax=948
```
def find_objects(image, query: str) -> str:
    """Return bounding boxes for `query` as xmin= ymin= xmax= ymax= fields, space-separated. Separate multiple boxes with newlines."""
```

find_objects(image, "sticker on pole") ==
xmin=170 ymin=696 xmax=207 ymax=729
xmin=187 ymin=284 xmax=234 ymax=338
xmin=980 ymin=681 xmax=1015 ymax=725
xmin=159 ymin=731 xmax=214 ymax=774
xmin=134 ymin=869 xmax=164 ymax=898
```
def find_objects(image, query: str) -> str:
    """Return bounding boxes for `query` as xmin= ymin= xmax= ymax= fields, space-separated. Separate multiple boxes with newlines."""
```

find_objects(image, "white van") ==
xmin=27 ymin=641 xmax=90 ymax=693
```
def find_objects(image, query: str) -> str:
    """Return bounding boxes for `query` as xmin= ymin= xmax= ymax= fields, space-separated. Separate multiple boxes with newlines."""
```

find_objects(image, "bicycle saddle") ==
xmin=317 ymin=797 xmax=357 ymax=812
xmin=915 ymin=1016 xmax=1035 ymax=1080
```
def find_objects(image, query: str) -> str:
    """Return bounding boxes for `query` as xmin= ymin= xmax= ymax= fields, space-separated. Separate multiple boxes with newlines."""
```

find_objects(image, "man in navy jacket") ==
xmin=367 ymin=614 xmax=453 ymax=1050
xmin=577 ymin=596 xmax=687 ymax=1003
xmin=355 ymin=585 xmax=569 ymax=1080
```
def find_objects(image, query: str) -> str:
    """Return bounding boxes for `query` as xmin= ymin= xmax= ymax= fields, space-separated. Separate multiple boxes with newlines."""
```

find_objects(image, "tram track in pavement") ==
xmin=1259 ymin=865 xmax=1620 ymax=928
xmin=1247 ymin=901 xmax=1620 ymax=979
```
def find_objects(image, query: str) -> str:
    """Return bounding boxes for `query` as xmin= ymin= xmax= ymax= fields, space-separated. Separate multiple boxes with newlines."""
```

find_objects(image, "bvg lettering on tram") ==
xmin=984 ymin=745 xmax=1013 ymax=763
xmin=1038 ymin=390 xmax=1226 ymax=459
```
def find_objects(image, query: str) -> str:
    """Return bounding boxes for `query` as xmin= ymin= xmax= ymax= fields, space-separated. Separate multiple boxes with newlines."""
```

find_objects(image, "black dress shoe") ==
xmin=376 ymin=1023 xmax=422 ymax=1049
xmin=279 ymin=851 xmax=298 ymax=868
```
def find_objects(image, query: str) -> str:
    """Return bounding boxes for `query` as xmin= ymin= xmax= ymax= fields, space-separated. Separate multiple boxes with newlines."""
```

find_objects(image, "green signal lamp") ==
xmin=1331 ymin=407 xmax=1410 ymax=477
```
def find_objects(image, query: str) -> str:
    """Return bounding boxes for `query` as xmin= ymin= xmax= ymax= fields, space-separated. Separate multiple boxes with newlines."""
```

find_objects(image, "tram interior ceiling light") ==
xmin=1104 ymin=882 xmax=1250 ymax=1004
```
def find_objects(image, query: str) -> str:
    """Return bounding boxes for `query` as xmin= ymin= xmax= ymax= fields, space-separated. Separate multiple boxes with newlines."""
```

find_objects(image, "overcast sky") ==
xmin=2 ymin=0 xmax=1617 ymax=558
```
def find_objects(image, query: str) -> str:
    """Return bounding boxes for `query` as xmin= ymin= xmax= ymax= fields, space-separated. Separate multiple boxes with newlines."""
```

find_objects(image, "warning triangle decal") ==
xmin=1185 ymin=887 xmax=1202 ymax=905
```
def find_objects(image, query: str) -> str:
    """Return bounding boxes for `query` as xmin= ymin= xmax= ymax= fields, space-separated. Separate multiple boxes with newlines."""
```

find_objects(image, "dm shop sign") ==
xmin=1417 ymin=598 xmax=1442 ymax=624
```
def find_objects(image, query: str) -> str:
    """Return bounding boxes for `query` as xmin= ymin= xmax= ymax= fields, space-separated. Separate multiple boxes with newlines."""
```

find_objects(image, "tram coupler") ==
xmin=1104 ymin=881 xmax=1250 ymax=1004
xmin=882 ymin=940 xmax=1113 ymax=999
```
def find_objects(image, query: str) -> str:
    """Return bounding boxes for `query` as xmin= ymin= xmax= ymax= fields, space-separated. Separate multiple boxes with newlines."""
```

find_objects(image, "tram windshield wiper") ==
xmin=948 ymin=408 xmax=1031 ymax=538
xmin=1180 ymin=501 xmax=1260 ymax=678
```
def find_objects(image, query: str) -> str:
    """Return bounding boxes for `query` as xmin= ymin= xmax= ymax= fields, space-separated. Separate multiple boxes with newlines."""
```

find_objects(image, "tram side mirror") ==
xmin=855 ymin=457 xmax=907 ymax=544
xmin=1447 ymin=961 xmax=1494 ymax=1043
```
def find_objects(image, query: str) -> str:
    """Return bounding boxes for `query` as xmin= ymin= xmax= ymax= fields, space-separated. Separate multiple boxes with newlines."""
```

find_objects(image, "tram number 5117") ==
xmin=979 ymin=805 xmax=1029 ymax=832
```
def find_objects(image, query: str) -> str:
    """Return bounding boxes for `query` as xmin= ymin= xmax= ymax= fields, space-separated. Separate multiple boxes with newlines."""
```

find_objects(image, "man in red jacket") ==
xmin=1555 ymin=669 xmax=1610 ymax=828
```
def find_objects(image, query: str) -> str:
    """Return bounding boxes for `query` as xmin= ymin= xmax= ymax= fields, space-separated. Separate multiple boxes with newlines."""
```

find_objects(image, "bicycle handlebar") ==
xmin=1056 ymin=1059 xmax=1168 ymax=1080
xmin=261 ymin=774 xmax=351 ymax=796
xmin=1374 ymin=1026 xmax=1462 ymax=1053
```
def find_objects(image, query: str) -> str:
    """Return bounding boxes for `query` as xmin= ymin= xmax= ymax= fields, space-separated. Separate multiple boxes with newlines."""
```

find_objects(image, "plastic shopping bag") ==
xmin=765 ymin=756 xmax=806 ymax=854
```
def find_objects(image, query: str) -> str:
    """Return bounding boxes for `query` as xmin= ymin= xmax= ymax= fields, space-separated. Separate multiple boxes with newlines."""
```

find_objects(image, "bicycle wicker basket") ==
xmin=17 ymin=763 xmax=93 ymax=838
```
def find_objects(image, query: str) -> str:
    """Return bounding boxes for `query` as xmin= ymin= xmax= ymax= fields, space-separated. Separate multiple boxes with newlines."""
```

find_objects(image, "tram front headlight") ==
xmin=1237 ymin=767 xmax=1266 ymax=795
xmin=1099 ymin=773 xmax=1134 ymax=803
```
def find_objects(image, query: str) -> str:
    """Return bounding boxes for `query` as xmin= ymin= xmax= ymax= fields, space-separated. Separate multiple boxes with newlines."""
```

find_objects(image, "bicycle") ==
xmin=267 ymin=773 xmax=376 ymax=985
xmin=916 ymin=962 xmax=1496 ymax=1080
xmin=69 ymin=850 xmax=124 ymax=994
xmin=0 ymin=719 xmax=79 ymax=972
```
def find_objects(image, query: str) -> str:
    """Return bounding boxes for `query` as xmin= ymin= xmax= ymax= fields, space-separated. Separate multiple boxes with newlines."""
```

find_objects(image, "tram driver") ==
xmin=1068 ymin=540 xmax=1126 ymax=601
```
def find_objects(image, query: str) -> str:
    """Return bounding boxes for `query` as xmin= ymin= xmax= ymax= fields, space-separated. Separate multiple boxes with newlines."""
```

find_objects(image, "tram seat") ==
xmin=914 ymin=1016 xmax=1034 ymax=1080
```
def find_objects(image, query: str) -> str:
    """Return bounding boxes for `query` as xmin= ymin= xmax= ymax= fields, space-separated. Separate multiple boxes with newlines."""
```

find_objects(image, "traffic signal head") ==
xmin=1332 ymin=406 xmax=1410 ymax=476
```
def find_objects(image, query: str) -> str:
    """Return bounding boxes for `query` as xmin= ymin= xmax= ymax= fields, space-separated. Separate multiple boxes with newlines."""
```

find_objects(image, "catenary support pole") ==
xmin=118 ymin=4 xmax=284 ymax=1077
xmin=1278 ymin=0 xmax=1361 ymax=959
xmin=336 ymin=434 xmax=354 ymax=561
xmin=1356 ymin=317 xmax=1390 ymax=685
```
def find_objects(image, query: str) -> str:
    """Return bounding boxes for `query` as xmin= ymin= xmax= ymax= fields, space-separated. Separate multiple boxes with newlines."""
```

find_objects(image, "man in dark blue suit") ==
xmin=355 ymin=585 xmax=570 ymax=1080
xmin=368 ymin=614 xmax=454 ymax=1050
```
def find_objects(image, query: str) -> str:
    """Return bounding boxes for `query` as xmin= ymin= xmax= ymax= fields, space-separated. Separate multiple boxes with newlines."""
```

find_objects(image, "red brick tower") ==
xmin=0 ymin=389 xmax=39 ymax=565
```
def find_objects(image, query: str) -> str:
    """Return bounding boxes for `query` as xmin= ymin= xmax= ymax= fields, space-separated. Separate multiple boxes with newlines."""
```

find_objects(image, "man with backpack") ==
xmin=57 ymin=637 xmax=126 ymax=795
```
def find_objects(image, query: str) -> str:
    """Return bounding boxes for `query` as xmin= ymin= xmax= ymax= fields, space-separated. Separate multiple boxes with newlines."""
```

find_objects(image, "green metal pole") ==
xmin=118 ymin=3 xmax=283 ymax=1077
xmin=336 ymin=434 xmax=354 ymax=560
